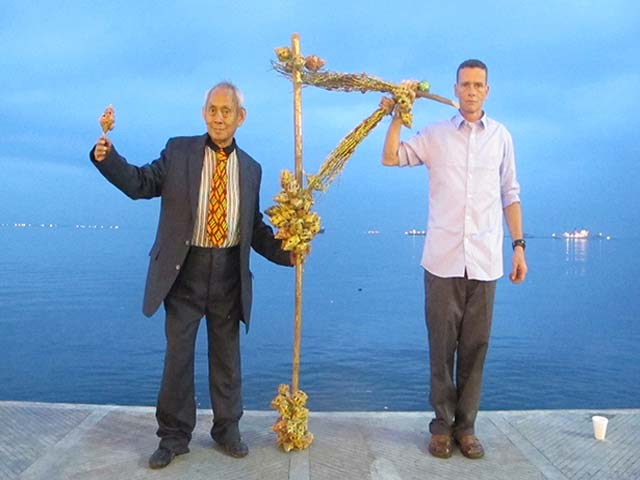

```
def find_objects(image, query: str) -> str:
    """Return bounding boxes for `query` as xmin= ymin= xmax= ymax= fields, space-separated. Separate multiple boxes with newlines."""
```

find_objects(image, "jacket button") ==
xmin=185 ymin=240 xmax=190 ymax=246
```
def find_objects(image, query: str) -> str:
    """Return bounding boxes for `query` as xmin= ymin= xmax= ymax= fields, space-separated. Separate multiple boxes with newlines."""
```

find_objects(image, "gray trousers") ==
xmin=156 ymin=246 xmax=243 ymax=453
xmin=424 ymin=269 xmax=496 ymax=438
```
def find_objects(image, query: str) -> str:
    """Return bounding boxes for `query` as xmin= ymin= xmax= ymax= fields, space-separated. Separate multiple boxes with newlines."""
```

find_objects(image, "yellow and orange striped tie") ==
xmin=206 ymin=149 xmax=228 ymax=247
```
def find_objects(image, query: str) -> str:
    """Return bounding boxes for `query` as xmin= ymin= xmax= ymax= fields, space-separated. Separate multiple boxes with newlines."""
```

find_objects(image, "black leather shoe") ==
xmin=217 ymin=438 xmax=249 ymax=458
xmin=149 ymin=447 xmax=175 ymax=469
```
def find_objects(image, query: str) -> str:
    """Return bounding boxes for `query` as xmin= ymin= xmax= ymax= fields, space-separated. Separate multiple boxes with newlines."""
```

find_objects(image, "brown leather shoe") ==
xmin=428 ymin=434 xmax=453 ymax=459
xmin=457 ymin=435 xmax=484 ymax=459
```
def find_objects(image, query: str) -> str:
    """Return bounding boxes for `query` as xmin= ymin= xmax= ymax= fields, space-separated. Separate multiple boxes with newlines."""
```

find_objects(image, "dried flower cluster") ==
xmin=271 ymin=384 xmax=314 ymax=452
xmin=265 ymin=170 xmax=321 ymax=260
xmin=275 ymin=46 xmax=326 ymax=72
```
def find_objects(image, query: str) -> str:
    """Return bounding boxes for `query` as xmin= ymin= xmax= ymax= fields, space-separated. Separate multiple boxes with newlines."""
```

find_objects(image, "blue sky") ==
xmin=1 ymin=0 xmax=639 ymax=237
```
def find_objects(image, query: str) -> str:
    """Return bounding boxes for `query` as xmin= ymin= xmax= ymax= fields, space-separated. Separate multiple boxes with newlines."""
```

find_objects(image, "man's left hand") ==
xmin=509 ymin=249 xmax=527 ymax=284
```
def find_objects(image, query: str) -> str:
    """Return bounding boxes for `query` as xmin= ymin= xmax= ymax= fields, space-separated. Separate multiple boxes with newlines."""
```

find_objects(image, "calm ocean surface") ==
xmin=0 ymin=226 xmax=638 ymax=411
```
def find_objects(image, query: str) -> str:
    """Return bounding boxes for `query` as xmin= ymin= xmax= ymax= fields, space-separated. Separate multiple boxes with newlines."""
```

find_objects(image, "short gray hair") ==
xmin=203 ymin=81 xmax=244 ymax=109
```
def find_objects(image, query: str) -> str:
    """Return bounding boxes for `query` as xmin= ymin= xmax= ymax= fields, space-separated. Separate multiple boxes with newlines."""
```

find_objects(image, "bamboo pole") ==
xmin=291 ymin=33 xmax=303 ymax=394
xmin=270 ymin=34 xmax=313 ymax=453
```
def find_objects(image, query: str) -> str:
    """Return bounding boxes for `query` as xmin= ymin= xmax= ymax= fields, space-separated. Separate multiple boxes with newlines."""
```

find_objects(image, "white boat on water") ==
xmin=562 ymin=228 xmax=590 ymax=239
xmin=551 ymin=229 xmax=612 ymax=240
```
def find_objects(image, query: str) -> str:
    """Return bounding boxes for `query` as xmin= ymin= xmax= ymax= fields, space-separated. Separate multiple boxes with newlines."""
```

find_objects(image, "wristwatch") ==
xmin=512 ymin=238 xmax=526 ymax=250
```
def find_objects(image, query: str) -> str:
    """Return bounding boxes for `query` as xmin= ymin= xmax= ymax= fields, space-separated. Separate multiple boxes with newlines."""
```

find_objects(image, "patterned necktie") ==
xmin=206 ymin=148 xmax=228 ymax=247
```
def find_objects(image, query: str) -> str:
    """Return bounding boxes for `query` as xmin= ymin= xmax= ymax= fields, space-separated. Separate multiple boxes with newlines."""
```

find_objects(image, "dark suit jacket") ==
xmin=91 ymin=134 xmax=291 ymax=330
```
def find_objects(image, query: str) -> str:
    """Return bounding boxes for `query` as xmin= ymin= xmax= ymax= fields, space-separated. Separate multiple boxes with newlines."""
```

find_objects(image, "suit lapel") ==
xmin=187 ymin=134 xmax=208 ymax=222
xmin=237 ymin=148 xmax=257 ymax=242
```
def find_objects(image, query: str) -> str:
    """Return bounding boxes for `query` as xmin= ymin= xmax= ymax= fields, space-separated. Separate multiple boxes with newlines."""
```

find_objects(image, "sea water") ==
xmin=0 ymin=226 xmax=637 ymax=411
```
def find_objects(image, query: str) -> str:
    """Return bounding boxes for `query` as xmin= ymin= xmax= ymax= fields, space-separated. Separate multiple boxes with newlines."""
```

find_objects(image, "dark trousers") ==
xmin=424 ymin=269 xmax=496 ymax=439
xmin=156 ymin=246 xmax=243 ymax=453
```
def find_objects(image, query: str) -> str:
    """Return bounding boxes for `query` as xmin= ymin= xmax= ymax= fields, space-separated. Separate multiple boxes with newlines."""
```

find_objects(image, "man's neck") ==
xmin=460 ymin=110 xmax=484 ymax=123
xmin=207 ymin=136 xmax=236 ymax=153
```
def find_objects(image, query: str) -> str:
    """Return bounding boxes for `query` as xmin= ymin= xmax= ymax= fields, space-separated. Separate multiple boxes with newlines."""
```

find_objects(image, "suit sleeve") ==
xmin=90 ymin=141 xmax=171 ymax=200
xmin=250 ymin=167 xmax=293 ymax=266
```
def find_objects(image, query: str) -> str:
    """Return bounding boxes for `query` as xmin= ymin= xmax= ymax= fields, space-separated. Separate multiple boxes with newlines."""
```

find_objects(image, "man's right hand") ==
xmin=379 ymin=96 xmax=396 ymax=115
xmin=93 ymin=136 xmax=112 ymax=162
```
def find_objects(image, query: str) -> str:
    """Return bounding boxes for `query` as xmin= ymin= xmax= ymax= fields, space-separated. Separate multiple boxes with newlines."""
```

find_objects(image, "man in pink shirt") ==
xmin=380 ymin=59 xmax=527 ymax=459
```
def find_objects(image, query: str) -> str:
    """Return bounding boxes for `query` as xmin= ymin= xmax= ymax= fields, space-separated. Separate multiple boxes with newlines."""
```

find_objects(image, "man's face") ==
xmin=202 ymin=87 xmax=246 ymax=147
xmin=454 ymin=67 xmax=489 ymax=119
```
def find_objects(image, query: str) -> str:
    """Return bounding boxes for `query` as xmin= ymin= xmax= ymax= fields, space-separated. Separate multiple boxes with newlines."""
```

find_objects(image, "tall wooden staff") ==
xmin=291 ymin=33 xmax=304 ymax=395
xmin=270 ymin=33 xmax=315 ymax=453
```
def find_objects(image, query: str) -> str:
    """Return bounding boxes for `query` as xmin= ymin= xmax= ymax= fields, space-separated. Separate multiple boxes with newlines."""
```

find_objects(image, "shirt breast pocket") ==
xmin=471 ymin=153 xmax=501 ymax=199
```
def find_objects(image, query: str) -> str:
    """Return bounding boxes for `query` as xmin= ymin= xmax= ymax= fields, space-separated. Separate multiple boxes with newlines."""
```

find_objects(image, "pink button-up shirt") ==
xmin=398 ymin=113 xmax=520 ymax=281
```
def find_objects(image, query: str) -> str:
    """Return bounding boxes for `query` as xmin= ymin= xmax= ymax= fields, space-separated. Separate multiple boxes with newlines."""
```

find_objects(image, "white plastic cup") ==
xmin=592 ymin=415 xmax=608 ymax=440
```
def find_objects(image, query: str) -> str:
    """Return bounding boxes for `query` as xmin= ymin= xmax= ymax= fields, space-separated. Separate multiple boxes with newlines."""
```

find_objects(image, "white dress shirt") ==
xmin=398 ymin=113 xmax=520 ymax=281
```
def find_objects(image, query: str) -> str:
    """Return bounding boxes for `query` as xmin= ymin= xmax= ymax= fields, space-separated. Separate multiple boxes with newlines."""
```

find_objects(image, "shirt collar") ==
xmin=206 ymin=137 xmax=237 ymax=156
xmin=453 ymin=112 xmax=488 ymax=130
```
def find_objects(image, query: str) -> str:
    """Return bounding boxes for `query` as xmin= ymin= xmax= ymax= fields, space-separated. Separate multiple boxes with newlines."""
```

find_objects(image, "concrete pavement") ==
xmin=1 ymin=401 xmax=638 ymax=479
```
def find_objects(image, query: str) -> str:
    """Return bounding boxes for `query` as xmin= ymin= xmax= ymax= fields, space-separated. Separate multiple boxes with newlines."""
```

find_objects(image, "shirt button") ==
xmin=185 ymin=240 xmax=191 ymax=246
xmin=175 ymin=265 xmax=181 ymax=270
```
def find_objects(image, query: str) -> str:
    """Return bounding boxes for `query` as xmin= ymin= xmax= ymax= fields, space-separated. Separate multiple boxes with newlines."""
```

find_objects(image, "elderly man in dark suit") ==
xmin=91 ymin=81 xmax=292 ymax=469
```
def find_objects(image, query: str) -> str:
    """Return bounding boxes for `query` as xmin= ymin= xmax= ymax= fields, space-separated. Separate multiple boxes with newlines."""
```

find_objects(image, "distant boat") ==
xmin=563 ymin=228 xmax=590 ymax=239
xmin=551 ymin=229 xmax=612 ymax=240
xmin=404 ymin=229 xmax=426 ymax=236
